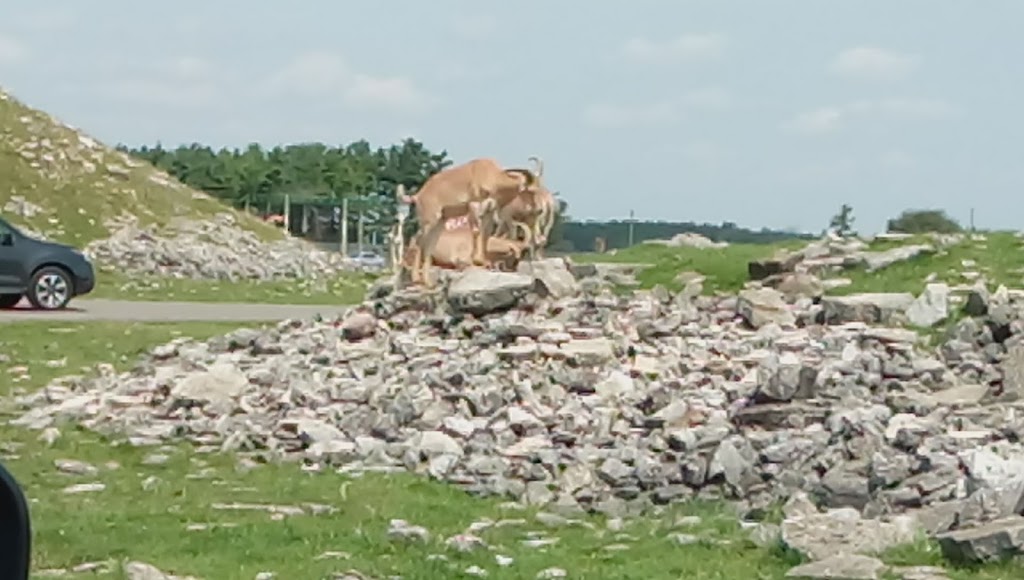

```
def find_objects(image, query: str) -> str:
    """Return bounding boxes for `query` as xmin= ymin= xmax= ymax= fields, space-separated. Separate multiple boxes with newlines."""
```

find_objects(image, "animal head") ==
xmin=503 ymin=155 xmax=545 ymax=193
xmin=502 ymin=168 xmax=537 ymax=192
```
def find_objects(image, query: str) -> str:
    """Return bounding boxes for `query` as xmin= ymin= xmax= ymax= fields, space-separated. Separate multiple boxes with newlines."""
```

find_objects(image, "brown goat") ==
xmin=400 ymin=158 xmax=540 ymax=286
xmin=492 ymin=156 xmax=558 ymax=259
xmin=401 ymin=223 xmax=530 ymax=273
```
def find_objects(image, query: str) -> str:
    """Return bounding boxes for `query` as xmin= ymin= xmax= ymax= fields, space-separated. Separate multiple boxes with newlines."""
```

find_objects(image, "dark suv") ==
xmin=0 ymin=216 xmax=96 ymax=310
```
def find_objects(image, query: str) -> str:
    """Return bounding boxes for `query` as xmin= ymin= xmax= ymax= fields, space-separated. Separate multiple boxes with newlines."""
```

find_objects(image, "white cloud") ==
xmin=880 ymin=149 xmax=916 ymax=169
xmin=434 ymin=61 xmax=503 ymax=83
xmin=785 ymin=106 xmax=846 ymax=135
xmin=781 ymin=157 xmax=859 ymax=182
xmin=582 ymin=87 xmax=733 ymax=128
xmin=262 ymin=51 xmax=436 ymax=114
xmin=262 ymin=51 xmax=351 ymax=98
xmin=783 ymin=98 xmax=956 ymax=135
xmin=11 ymin=8 xmax=77 ymax=33
xmin=582 ymin=102 xmax=679 ymax=129
xmin=679 ymin=141 xmax=727 ymax=166
xmin=169 ymin=56 xmax=217 ymax=81
xmin=345 ymin=74 xmax=436 ymax=113
xmin=450 ymin=14 xmax=497 ymax=41
xmin=97 ymin=79 xmax=221 ymax=109
xmin=93 ymin=57 xmax=224 ymax=109
xmin=0 ymin=34 xmax=29 ymax=66
xmin=829 ymin=46 xmax=919 ymax=81
xmin=678 ymin=87 xmax=733 ymax=110
xmin=869 ymin=97 xmax=954 ymax=119
xmin=435 ymin=62 xmax=471 ymax=82
xmin=619 ymin=33 xmax=727 ymax=63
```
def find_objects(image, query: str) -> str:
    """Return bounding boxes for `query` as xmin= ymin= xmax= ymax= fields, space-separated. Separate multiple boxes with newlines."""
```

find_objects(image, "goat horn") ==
xmin=504 ymin=168 xmax=536 ymax=187
xmin=527 ymin=156 xmax=544 ymax=179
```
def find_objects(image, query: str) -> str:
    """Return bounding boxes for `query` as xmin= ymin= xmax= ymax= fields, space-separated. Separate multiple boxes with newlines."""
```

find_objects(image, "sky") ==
xmin=1 ymin=1 xmax=1022 ymax=234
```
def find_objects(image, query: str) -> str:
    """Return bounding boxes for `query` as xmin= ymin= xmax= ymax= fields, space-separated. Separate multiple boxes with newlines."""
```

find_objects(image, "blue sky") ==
xmin=1 ymin=1 xmax=1021 ymax=233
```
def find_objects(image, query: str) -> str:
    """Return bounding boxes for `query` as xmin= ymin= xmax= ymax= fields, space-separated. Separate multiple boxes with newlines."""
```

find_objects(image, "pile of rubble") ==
xmin=748 ymin=231 xmax=963 ymax=284
xmin=12 ymin=259 xmax=1024 ymax=571
xmin=84 ymin=213 xmax=367 ymax=281
xmin=644 ymin=232 xmax=729 ymax=249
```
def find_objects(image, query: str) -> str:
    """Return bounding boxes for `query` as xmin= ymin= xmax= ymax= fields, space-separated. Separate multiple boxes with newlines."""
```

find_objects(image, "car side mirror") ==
xmin=0 ymin=232 xmax=13 ymax=246
xmin=0 ymin=462 xmax=31 ymax=579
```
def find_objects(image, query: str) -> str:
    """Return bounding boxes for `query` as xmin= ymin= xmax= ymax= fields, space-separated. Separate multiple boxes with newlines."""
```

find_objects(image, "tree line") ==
xmin=119 ymin=140 xmax=814 ymax=251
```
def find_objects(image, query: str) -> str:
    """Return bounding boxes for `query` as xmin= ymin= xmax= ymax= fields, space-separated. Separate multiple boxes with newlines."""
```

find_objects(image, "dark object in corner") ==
xmin=0 ymin=461 xmax=31 ymax=579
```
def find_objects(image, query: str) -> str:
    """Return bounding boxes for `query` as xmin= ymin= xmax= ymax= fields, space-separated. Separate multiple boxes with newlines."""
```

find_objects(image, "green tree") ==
xmin=886 ymin=209 xmax=962 ymax=234
xmin=828 ymin=204 xmax=856 ymax=237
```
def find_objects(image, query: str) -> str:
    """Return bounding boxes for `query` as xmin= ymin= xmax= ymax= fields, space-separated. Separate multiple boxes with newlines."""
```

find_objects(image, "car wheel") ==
xmin=27 ymin=266 xmax=73 ymax=310
xmin=0 ymin=294 xmax=22 ymax=309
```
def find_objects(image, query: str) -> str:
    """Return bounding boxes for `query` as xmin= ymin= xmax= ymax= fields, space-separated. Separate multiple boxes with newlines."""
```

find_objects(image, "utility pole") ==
xmin=627 ymin=209 xmax=636 ymax=247
xmin=340 ymin=197 xmax=349 ymax=255
xmin=969 ymin=208 xmax=975 ymax=232
xmin=282 ymin=194 xmax=291 ymax=236
xmin=357 ymin=210 xmax=365 ymax=255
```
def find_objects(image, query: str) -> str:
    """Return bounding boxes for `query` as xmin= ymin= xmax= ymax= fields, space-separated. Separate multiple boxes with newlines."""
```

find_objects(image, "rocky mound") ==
xmin=83 ymin=213 xmax=364 ymax=281
xmin=12 ymin=259 xmax=1024 ymax=566
xmin=748 ymin=231 xmax=961 ymax=284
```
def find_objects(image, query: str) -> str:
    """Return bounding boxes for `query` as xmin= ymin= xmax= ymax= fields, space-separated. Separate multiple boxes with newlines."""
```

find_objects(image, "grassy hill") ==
xmin=0 ymin=88 xmax=283 ymax=246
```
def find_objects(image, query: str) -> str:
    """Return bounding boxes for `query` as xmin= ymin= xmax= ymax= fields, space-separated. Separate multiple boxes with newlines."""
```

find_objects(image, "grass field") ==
xmin=828 ymin=231 xmax=1024 ymax=295
xmin=571 ymin=241 xmax=801 ymax=294
xmin=572 ymin=232 xmax=1024 ymax=300
xmin=2 ymin=321 xmax=1022 ymax=579
xmin=0 ymin=90 xmax=282 ymax=245
xmin=89 ymin=270 xmax=375 ymax=305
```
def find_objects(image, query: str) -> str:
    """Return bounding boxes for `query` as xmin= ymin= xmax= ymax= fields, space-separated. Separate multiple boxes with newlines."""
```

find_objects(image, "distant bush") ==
xmin=886 ymin=209 xmax=962 ymax=234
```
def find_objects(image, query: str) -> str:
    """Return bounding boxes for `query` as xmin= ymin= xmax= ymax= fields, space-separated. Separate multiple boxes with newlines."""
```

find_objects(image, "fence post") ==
xmin=627 ymin=209 xmax=635 ymax=247
xmin=340 ymin=197 xmax=349 ymax=255
xmin=283 ymin=194 xmax=291 ymax=235
xmin=357 ymin=211 xmax=365 ymax=255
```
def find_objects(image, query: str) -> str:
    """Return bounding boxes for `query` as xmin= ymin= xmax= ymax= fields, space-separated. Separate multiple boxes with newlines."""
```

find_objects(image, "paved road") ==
xmin=0 ymin=298 xmax=351 ymax=323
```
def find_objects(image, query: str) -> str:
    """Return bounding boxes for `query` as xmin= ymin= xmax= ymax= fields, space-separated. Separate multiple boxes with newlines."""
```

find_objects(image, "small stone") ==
xmin=62 ymin=482 xmax=106 ymax=494
xmin=785 ymin=554 xmax=887 ymax=579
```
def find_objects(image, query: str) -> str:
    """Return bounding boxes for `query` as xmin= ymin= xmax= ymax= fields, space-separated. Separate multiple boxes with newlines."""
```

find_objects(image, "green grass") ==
xmin=570 ymin=233 xmax=1024 ymax=303
xmin=572 ymin=241 xmax=806 ymax=294
xmin=3 ymin=321 xmax=1022 ymax=578
xmin=4 ymin=436 xmax=799 ymax=580
xmin=89 ymin=270 xmax=375 ymax=304
xmin=0 ymin=321 xmax=262 ymax=397
xmin=831 ymin=231 xmax=1022 ymax=295
xmin=0 ymin=90 xmax=283 ymax=245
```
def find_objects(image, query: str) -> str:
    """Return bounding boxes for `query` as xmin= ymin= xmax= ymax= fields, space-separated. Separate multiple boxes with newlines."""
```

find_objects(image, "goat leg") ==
xmin=418 ymin=219 xmax=446 ymax=288
xmin=469 ymin=204 xmax=490 ymax=267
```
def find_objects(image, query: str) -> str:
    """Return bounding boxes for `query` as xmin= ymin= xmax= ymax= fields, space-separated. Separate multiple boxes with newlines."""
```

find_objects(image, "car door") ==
xmin=0 ymin=220 xmax=25 ymax=291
